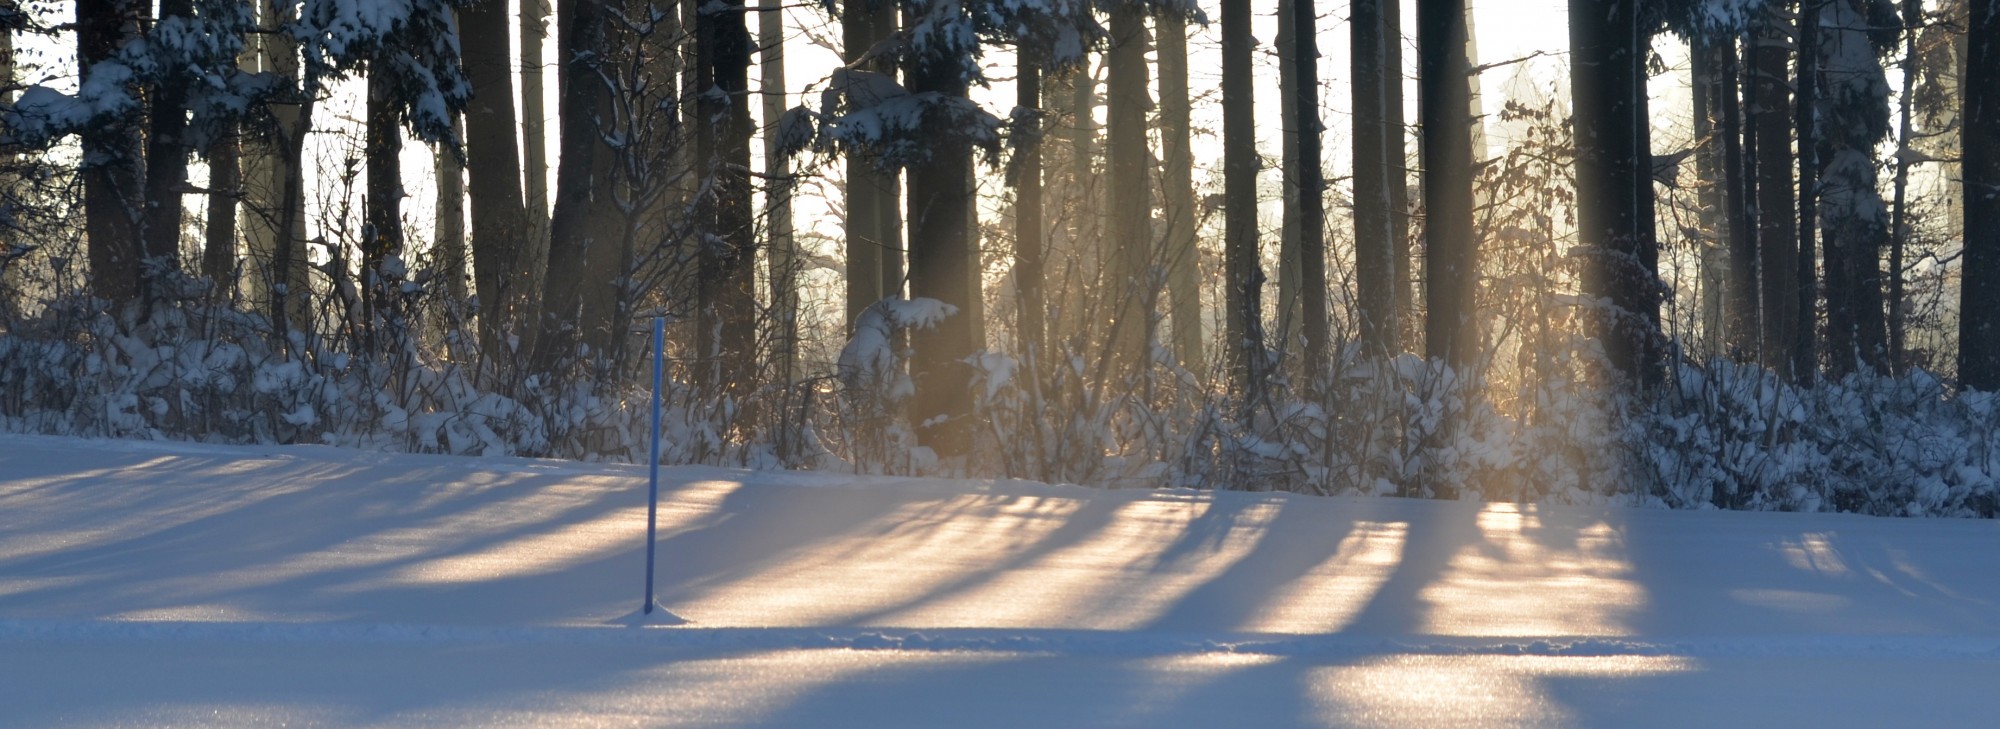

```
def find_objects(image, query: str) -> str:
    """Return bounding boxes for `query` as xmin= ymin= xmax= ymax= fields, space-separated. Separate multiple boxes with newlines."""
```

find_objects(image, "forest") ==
xmin=0 ymin=0 xmax=1996 ymax=518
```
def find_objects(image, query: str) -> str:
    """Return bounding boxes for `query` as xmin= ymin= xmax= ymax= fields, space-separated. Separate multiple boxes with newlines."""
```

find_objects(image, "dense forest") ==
xmin=0 ymin=0 xmax=1995 ymax=518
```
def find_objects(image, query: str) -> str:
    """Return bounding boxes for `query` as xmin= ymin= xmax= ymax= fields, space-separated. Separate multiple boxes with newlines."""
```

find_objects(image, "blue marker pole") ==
xmin=643 ymin=316 xmax=664 ymax=614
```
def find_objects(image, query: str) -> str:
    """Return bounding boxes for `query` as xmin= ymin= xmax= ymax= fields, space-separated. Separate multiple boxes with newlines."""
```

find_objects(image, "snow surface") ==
xmin=2 ymin=434 xmax=1998 ymax=727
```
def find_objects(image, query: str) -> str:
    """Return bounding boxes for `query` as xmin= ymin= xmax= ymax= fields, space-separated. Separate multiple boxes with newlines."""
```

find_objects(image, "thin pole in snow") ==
xmin=643 ymin=316 xmax=664 ymax=614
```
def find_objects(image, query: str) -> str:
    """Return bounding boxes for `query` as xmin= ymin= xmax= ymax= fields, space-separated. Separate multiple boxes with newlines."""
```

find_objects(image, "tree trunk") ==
xmin=521 ymin=0 xmax=552 ymax=276
xmin=1796 ymin=0 xmax=1822 ymax=384
xmin=1016 ymin=51 xmax=1046 ymax=358
xmin=1888 ymin=0 xmax=1919 ymax=373
xmin=1961 ymin=0 xmax=2000 ymax=390
xmin=1385 ymin=0 xmax=1413 ymax=340
xmin=1221 ymin=0 xmax=1266 ymax=403
xmin=539 ymin=0 xmax=620 ymax=371
xmin=1106 ymin=4 xmax=1152 ymax=372
xmin=245 ymin=0 xmax=310 ymax=331
xmin=1753 ymin=8 xmax=1799 ymax=377
xmin=761 ymin=0 xmax=796 ymax=382
xmin=1293 ymin=0 xmax=1331 ymax=382
xmin=363 ymin=69 xmax=404 ymax=348
xmin=457 ymin=0 xmax=530 ymax=356
xmin=1354 ymin=0 xmax=1399 ymax=355
xmin=1569 ymin=0 xmax=1656 ymax=383
xmin=78 ymin=0 xmax=144 ymax=303
xmin=904 ymin=6 xmax=978 ymax=458
xmin=1157 ymin=13 xmax=1201 ymax=369
xmin=1693 ymin=35 xmax=1727 ymax=357
xmin=1721 ymin=35 xmax=1759 ymax=356
xmin=435 ymin=114 xmax=469 ymax=304
xmin=1419 ymin=0 xmax=1476 ymax=368
xmin=1276 ymin=0 xmax=1302 ymax=353
xmin=203 ymin=130 xmax=241 ymax=285
xmin=841 ymin=0 xmax=895 ymax=332
xmin=139 ymin=0 xmax=195 ymax=301
xmin=694 ymin=0 xmax=758 ymax=397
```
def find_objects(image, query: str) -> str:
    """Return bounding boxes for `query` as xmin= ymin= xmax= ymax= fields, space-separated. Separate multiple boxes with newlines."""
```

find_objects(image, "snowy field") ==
xmin=2 ymin=434 xmax=1998 ymax=727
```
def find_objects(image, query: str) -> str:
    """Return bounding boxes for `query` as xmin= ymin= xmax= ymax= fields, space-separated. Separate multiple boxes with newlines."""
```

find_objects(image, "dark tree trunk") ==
xmin=1753 ymin=8 xmax=1799 ymax=377
xmin=1961 ymin=0 xmax=2000 ymax=390
xmin=1106 ymin=4 xmax=1152 ymax=371
xmin=1292 ymin=0 xmax=1330 ymax=380
xmin=842 ymin=0 xmax=884 ymax=331
xmin=694 ymin=0 xmax=758 ymax=398
xmin=140 ymin=0 xmax=195 ymax=300
xmin=1889 ymin=0 xmax=1919 ymax=373
xmin=539 ymin=0 xmax=620 ymax=371
xmin=1015 ymin=52 xmax=1046 ymax=358
xmin=1692 ymin=35 xmax=1726 ymax=356
xmin=1569 ymin=0 xmax=1657 ymax=383
xmin=1796 ymin=0 xmax=1822 ymax=384
xmin=364 ymin=71 xmax=403 ymax=295
xmin=78 ymin=0 xmax=144 ymax=303
xmin=1385 ymin=0 xmax=1413 ymax=338
xmin=457 ymin=0 xmax=532 ymax=355
xmin=904 ymin=6 xmax=978 ymax=457
xmin=1721 ymin=35 xmax=1759 ymax=356
xmin=1158 ymin=13 xmax=1201 ymax=368
xmin=1221 ymin=0 xmax=1267 ymax=403
xmin=1419 ymin=0 xmax=1476 ymax=368
xmin=1354 ymin=0 xmax=1399 ymax=355
xmin=203 ymin=130 xmax=241 ymax=284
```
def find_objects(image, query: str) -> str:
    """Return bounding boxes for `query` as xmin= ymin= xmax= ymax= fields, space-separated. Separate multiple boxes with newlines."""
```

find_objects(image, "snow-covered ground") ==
xmin=2 ymin=434 xmax=1997 ymax=727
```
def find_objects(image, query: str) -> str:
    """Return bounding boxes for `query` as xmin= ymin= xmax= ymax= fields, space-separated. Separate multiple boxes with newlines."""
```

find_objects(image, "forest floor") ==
xmin=3 ymin=434 xmax=1998 ymax=727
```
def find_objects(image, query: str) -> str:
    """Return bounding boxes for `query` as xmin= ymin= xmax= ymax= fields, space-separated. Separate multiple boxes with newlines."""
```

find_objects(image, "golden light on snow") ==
xmin=1411 ymin=505 xmax=1646 ymax=636
xmin=1239 ymin=521 xmax=1409 ymax=634
xmin=1309 ymin=655 xmax=1695 ymax=728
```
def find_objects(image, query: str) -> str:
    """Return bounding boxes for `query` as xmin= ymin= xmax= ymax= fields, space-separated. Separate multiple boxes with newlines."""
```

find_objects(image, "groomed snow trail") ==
xmin=2 ymin=435 xmax=1997 ymax=727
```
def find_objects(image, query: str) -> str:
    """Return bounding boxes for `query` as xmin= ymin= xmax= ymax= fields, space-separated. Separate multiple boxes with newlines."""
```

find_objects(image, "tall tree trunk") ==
xmin=204 ymin=130 xmax=241 ymax=285
xmin=1721 ymin=35 xmax=1759 ymax=356
xmin=1354 ymin=0 xmax=1399 ymax=355
xmin=1385 ymin=0 xmax=1413 ymax=340
xmin=1419 ymin=0 xmax=1476 ymax=368
xmin=1888 ymin=0 xmax=1920 ymax=373
xmin=1106 ymin=4 xmax=1151 ymax=371
xmin=140 ymin=0 xmax=195 ymax=300
xmin=364 ymin=69 xmax=404 ymax=348
xmin=761 ymin=0 xmax=796 ymax=382
xmin=1015 ymin=51 xmax=1046 ymax=358
xmin=78 ymin=0 xmax=144 ymax=304
xmin=842 ymin=0 xmax=891 ymax=331
xmin=435 ymin=114 xmax=469 ymax=304
xmin=540 ymin=0 xmax=619 ymax=370
xmin=904 ymin=6 xmax=978 ymax=458
xmin=1962 ymin=0 xmax=2000 ymax=390
xmin=1819 ymin=0 xmax=1891 ymax=376
xmin=520 ymin=0 xmax=552 ymax=335
xmin=457 ymin=0 xmax=530 ymax=356
xmin=245 ymin=0 xmax=309 ymax=331
xmin=1293 ymin=0 xmax=1330 ymax=382
xmin=1276 ymin=0 xmax=1302 ymax=353
xmin=1157 ymin=13 xmax=1201 ymax=369
xmin=694 ymin=0 xmax=758 ymax=397
xmin=1693 ymin=35 xmax=1727 ymax=357
xmin=1796 ymin=0 xmax=1822 ymax=384
xmin=1753 ymin=8 xmax=1799 ymax=377
xmin=1569 ymin=0 xmax=1656 ymax=383
xmin=1221 ymin=0 xmax=1266 ymax=403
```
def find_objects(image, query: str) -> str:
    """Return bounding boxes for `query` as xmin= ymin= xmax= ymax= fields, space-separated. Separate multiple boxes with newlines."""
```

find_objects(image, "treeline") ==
xmin=0 ymin=0 xmax=1995 ymax=516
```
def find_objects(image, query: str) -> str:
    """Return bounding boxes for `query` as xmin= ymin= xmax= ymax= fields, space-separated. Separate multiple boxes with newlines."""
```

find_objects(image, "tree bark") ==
xmin=1419 ymin=0 xmax=1476 ymax=368
xmin=1385 ymin=0 xmax=1413 ymax=339
xmin=904 ymin=5 xmax=978 ymax=457
xmin=694 ymin=0 xmax=758 ymax=397
xmin=761 ymin=0 xmax=796 ymax=382
xmin=78 ymin=0 xmax=144 ymax=303
xmin=521 ymin=0 xmax=552 ymax=274
xmin=1961 ymin=0 xmax=2000 ymax=390
xmin=1106 ymin=4 xmax=1152 ymax=371
xmin=457 ymin=0 xmax=530 ymax=355
xmin=1015 ymin=51 xmax=1046 ymax=358
xmin=1889 ymin=0 xmax=1919 ymax=373
xmin=1721 ymin=35 xmax=1759 ymax=357
xmin=1221 ymin=0 xmax=1267 ymax=402
xmin=139 ymin=0 xmax=195 ymax=300
xmin=363 ymin=68 xmax=404 ymax=347
xmin=245 ymin=0 xmax=310 ymax=331
xmin=203 ymin=130 xmax=241 ymax=285
xmin=1276 ymin=0 xmax=1302 ymax=352
xmin=1157 ymin=13 xmax=1201 ymax=369
xmin=1693 ymin=35 xmax=1727 ymax=357
xmin=1569 ymin=0 xmax=1657 ymax=383
xmin=539 ymin=0 xmax=620 ymax=370
xmin=1293 ymin=0 xmax=1331 ymax=381
xmin=1354 ymin=0 xmax=1399 ymax=355
xmin=1753 ymin=8 xmax=1799 ymax=377
xmin=1796 ymin=0 xmax=1822 ymax=384
xmin=435 ymin=114 xmax=468 ymax=304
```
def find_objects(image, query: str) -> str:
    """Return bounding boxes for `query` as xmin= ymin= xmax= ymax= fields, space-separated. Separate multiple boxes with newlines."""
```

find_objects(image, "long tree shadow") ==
xmin=1142 ymin=494 xmax=1358 ymax=634
xmin=1334 ymin=497 xmax=1486 ymax=637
